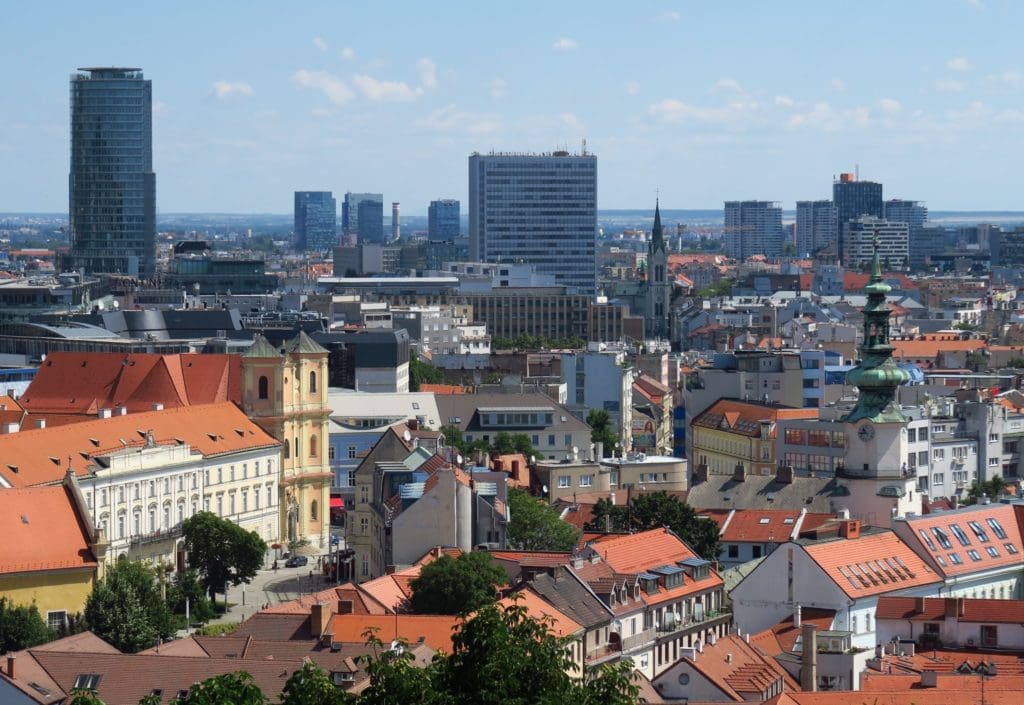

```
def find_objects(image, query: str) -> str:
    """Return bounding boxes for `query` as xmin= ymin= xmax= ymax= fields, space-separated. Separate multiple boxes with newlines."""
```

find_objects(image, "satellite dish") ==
xmin=456 ymin=454 xmax=463 ymax=465
xmin=403 ymin=430 xmax=412 ymax=442
xmin=389 ymin=639 xmax=404 ymax=655
xmin=542 ymin=485 xmax=549 ymax=494
xmin=572 ymin=446 xmax=578 ymax=455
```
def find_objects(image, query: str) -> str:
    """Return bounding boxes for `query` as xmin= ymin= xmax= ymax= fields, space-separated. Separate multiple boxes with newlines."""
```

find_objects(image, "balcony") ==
xmin=618 ymin=627 xmax=658 ymax=653
xmin=654 ymin=607 xmax=732 ymax=639
xmin=129 ymin=523 xmax=183 ymax=548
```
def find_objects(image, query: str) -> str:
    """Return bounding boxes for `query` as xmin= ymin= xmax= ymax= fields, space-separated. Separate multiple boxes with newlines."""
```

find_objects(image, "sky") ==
xmin=3 ymin=1 xmax=1024 ymax=214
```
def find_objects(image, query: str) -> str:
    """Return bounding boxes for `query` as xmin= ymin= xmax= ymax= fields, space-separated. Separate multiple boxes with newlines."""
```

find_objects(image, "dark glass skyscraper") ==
xmin=294 ymin=191 xmax=337 ymax=251
xmin=428 ymin=199 xmax=460 ymax=241
xmin=69 ymin=67 xmax=156 ymax=278
xmin=833 ymin=173 xmax=883 ymax=261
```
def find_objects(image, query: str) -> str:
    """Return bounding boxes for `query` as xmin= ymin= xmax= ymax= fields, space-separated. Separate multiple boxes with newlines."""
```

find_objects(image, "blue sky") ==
xmin=3 ymin=1 xmax=1023 ymax=213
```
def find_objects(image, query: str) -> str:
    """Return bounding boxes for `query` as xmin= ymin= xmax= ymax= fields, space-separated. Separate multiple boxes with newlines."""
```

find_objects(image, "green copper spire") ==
xmin=844 ymin=233 xmax=909 ymax=423
xmin=650 ymin=199 xmax=666 ymax=253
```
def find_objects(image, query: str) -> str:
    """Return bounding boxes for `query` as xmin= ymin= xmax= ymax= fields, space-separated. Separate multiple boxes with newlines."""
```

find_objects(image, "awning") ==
xmin=330 ymin=497 xmax=344 ymax=509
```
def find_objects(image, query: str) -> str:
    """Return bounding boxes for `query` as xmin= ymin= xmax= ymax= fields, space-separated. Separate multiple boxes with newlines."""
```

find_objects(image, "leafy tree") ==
xmin=507 ymin=488 xmax=579 ymax=552
xmin=173 ymin=671 xmax=267 ymax=705
xmin=84 ymin=560 xmax=174 ymax=653
xmin=440 ymin=424 xmax=489 ymax=459
xmin=166 ymin=568 xmax=216 ymax=623
xmin=1005 ymin=357 xmax=1024 ymax=368
xmin=587 ymin=409 xmax=618 ymax=456
xmin=510 ymin=433 xmax=536 ymax=459
xmin=492 ymin=431 xmax=516 ymax=455
xmin=57 ymin=611 xmax=88 ymax=639
xmin=280 ymin=661 xmax=350 ymax=705
xmin=357 ymin=634 xmax=435 ymax=705
xmin=67 ymin=689 xmax=107 ymax=705
xmin=183 ymin=512 xmax=267 ymax=602
xmin=409 ymin=355 xmax=443 ymax=392
xmin=966 ymin=476 xmax=1008 ymax=505
xmin=697 ymin=279 xmax=733 ymax=298
xmin=589 ymin=491 xmax=722 ymax=561
xmin=0 ymin=597 xmax=53 ymax=652
xmin=408 ymin=552 xmax=506 ymax=615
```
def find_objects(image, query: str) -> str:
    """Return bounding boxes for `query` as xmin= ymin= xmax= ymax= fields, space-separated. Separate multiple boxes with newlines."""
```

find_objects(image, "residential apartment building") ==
xmin=842 ymin=217 xmax=909 ymax=271
xmin=561 ymin=349 xmax=635 ymax=449
xmin=469 ymin=151 xmax=598 ymax=295
xmin=535 ymin=453 xmax=687 ymax=505
xmin=833 ymin=173 xmax=883 ymax=261
xmin=723 ymin=201 xmax=785 ymax=260
xmin=795 ymin=200 xmax=835 ymax=256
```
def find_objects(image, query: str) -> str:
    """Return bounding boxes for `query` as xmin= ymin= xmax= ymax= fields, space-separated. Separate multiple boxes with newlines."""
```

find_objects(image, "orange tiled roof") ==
xmin=0 ymin=485 xmax=96 ymax=575
xmin=261 ymin=583 xmax=390 ymax=616
xmin=692 ymin=399 xmax=817 ymax=438
xmin=683 ymin=633 xmax=797 ymax=699
xmin=418 ymin=383 xmax=465 ymax=395
xmin=0 ymin=393 xmax=25 ymax=427
xmin=802 ymin=531 xmax=941 ymax=598
xmin=328 ymin=613 xmax=460 ymax=653
xmin=891 ymin=335 xmax=987 ymax=360
xmin=896 ymin=504 xmax=1024 ymax=578
xmin=501 ymin=588 xmax=583 ymax=637
xmin=20 ymin=352 xmax=241 ymax=426
xmin=844 ymin=272 xmax=917 ymax=291
xmin=877 ymin=596 xmax=1024 ymax=624
xmin=0 ymin=402 xmax=280 ymax=489
xmin=719 ymin=510 xmax=836 ymax=543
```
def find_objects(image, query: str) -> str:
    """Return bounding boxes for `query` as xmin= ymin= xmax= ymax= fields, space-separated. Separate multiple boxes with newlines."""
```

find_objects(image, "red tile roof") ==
xmin=0 ymin=402 xmax=279 ymax=489
xmin=328 ymin=613 xmax=460 ymax=653
xmin=895 ymin=504 xmax=1024 ymax=578
xmin=501 ymin=589 xmax=583 ymax=637
xmin=20 ymin=352 xmax=240 ymax=426
xmin=802 ymin=531 xmax=941 ymax=598
xmin=691 ymin=399 xmax=817 ymax=438
xmin=877 ymin=596 xmax=1024 ymax=624
xmin=716 ymin=509 xmax=836 ymax=543
xmin=891 ymin=335 xmax=987 ymax=361
xmin=0 ymin=484 xmax=97 ymax=575
xmin=0 ymin=393 xmax=25 ymax=427
xmin=418 ymin=383 xmax=465 ymax=395
xmin=260 ymin=583 xmax=389 ymax=616
xmin=681 ymin=634 xmax=798 ymax=699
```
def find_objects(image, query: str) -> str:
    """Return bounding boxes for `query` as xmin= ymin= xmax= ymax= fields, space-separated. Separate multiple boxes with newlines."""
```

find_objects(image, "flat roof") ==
xmin=78 ymin=66 xmax=142 ymax=72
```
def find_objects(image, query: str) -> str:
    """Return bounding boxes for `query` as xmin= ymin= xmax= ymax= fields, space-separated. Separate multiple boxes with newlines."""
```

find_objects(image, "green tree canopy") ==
xmin=408 ymin=552 xmax=506 ymax=615
xmin=409 ymin=355 xmax=443 ymax=391
xmin=279 ymin=661 xmax=350 ymax=705
xmin=166 ymin=568 xmax=216 ymax=623
xmin=183 ymin=512 xmax=267 ymax=601
xmin=0 ymin=597 xmax=53 ymax=652
xmin=589 ymin=491 xmax=722 ymax=561
xmin=83 ymin=560 xmax=174 ymax=653
xmin=966 ymin=476 xmax=1008 ymax=505
xmin=587 ymin=409 xmax=618 ymax=456
xmin=507 ymin=488 xmax=579 ymax=552
xmin=174 ymin=671 xmax=267 ymax=705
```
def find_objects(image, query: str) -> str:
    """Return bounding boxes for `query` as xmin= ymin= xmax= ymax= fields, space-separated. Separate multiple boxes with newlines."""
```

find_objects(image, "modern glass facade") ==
xmin=356 ymin=198 xmax=384 ymax=244
xmin=294 ymin=191 xmax=337 ymax=252
xmin=469 ymin=152 xmax=597 ymax=295
xmin=342 ymin=192 xmax=383 ymax=244
xmin=68 ymin=67 xmax=156 ymax=278
xmin=428 ymin=199 xmax=460 ymax=242
xmin=833 ymin=177 xmax=883 ymax=261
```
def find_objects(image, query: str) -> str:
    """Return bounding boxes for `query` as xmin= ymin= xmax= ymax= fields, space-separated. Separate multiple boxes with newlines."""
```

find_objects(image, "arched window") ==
xmin=309 ymin=370 xmax=317 ymax=394
xmin=310 ymin=499 xmax=319 ymax=522
xmin=258 ymin=375 xmax=269 ymax=400
xmin=283 ymin=439 xmax=290 ymax=459
xmin=309 ymin=434 xmax=318 ymax=458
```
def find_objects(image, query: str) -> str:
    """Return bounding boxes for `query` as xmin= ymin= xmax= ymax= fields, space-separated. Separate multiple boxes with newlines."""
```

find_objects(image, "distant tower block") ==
xmin=392 ymin=202 xmax=400 ymax=241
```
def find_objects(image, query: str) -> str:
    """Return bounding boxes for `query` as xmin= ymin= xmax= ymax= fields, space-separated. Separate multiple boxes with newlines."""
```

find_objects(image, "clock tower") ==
xmin=836 ymin=235 xmax=917 ymax=525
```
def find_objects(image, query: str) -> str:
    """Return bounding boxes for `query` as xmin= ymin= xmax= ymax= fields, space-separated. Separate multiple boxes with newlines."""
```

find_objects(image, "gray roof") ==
xmin=528 ymin=569 xmax=612 ymax=629
xmin=435 ymin=392 xmax=589 ymax=434
xmin=686 ymin=472 xmax=841 ymax=513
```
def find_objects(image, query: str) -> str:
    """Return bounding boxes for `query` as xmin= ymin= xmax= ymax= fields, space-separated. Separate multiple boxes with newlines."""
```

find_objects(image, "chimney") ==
xmin=116 ymin=406 xmax=127 ymax=416
xmin=98 ymin=408 xmax=112 ymax=419
xmin=800 ymin=623 xmax=818 ymax=692
xmin=920 ymin=670 xmax=938 ymax=688
xmin=732 ymin=463 xmax=746 ymax=483
xmin=310 ymin=602 xmax=332 ymax=637
xmin=1 ymin=422 xmax=18 ymax=434
xmin=151 ymin=402 xmax=164 ymax=411
xmin=945 ymin=597 xmax=965 ymax=619
xmin=693 ymin=463 xmax=708 ymax=483
xmin=34 ymin=418 xmax=46 ymax=429
xmin=776 ymin=465 xmax=794 ymax=484
xmin=408 ymin=418 xmax=419 ymax=431
xmin=595 ymin=441 xmax=604 ymax=461
xmin=726 ymin=653 xmax=733 ymax=664
xmin=6 ymin=655 xmax=14 ymax=679
xmin=914 ymin=596 xmax=926 ymax=614
xmin=838 ymin=520 xmax=861 ymax=540
xmin=793 ymin=603 xmax=802 ymax=628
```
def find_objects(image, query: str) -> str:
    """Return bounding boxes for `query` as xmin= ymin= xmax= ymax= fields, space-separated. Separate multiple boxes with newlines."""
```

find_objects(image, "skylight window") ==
xmin=968 ymin=520 xmax=990 ymax=542
xmin=948 ymin=552 xmax=963 ymax=565
xmin=949 ymin=524 xmax=971 ymax=547
xmin=1005 ymin=543 xmax=1018 ymax=554
xmin=935 ymin=555 xmax=947 ymax=567
xmin=987 ymin=518 xmax=1008 ymax=540
xmin=918 ymin=529 xmax=936 ymax=551
xmin=759 ymin=517 xmax=770 ymax=524
xmin=967 ymin=549 xmax=982 ymax=562
xmin=986 ymin=546 xmax=999 ymax=558
xmin=932 ymin=527 xmax=953 ymax=549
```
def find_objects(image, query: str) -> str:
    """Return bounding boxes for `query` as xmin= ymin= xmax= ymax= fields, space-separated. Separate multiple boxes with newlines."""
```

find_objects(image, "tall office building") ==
xmin=884 ymin=199 xmax=928 ymax=271
xmin=428 ymin=199 xmax=461 ymax=242
xmin=391 ymin=202 xmax=400 ymax=241
xmin=723 ymin=201 xmax=784 ymax=260
xmin=469 ymin=151 xmax=597 ymax=295
xmin=68 ymin=67 xmax=156 ymax=278
xmin=795 ymin=200 xmax=835 ymax=256
xmin=833 ymin=173 xmax=883 ymax=261
xmin=842 ymin=216 xmax=909 ymax=271
xmin=883 ymin=199 xmax=927 ymax=230
xmin=294 ymin=191 xmax=337 ymax=252
xmin=342 ymin=192 xmax=384 ymax=244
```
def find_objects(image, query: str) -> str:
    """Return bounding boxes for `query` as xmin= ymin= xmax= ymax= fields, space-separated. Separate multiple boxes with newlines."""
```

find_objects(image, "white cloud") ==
xmin=312 ymin=36 xmax=328 ymax=52
xmin=774 ymin=95 xmax=793 ymax=107
xmin=947 ymin=56 xmax=970 ymax=72
xmin=647 ymin=98 xmax=759 ymax=125
xmin=292 ymin=70 xmax=354 ymax=104
xmin=552 ymin=37 xmax=579 ymax=52
xmin=660 ymin=10 xmax=681 ymax=22
xmin=991 ymin=70 xmax=1023 ymax=87
xmin=415 ymin=104 xmax=502 ymax=135
xmin=626 ymin=81 xmax=641 ymax=96
xmin=879 ymin=98 xmax=902 ymax=114
xmin=353 ymin=74 xmax=420 ymax=102
xmin=417 ymin=58 xmax=438 ymax=89
xmin=340 ymin=47 xmax=355 ymax=60
xmin=788 ymin=102 xmax=870 ymax=131
xmin=211 ymin=80 xmax=254 ymax=99
xmin=311 ymin=107 xmax=330 ymax=117
xmin=713 ymin=78 xmax=743 ymax=92
xmin=490 ymin=78 xmax=508 ymax=99
xmin=935 ymin=78 xmax=967 ymax=92
xmin=559 ymin=112 xmax=584 ymax=131
xmin=966 ymin=0 xmax=984 ymax=8
xmin=831 ymin=78 xmax=846 ymax=91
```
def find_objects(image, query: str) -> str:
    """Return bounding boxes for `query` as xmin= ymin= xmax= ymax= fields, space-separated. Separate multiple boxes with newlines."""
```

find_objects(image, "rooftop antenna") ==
xmin=855 ymin=163 xmax=860 ymax=180
xmin=581 ymin=138 xmax=587 ymax=156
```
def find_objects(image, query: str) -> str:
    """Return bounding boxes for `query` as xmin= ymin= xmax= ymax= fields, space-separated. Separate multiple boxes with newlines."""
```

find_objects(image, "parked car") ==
xmin=284 ymin=555 xmax=308 ymax=568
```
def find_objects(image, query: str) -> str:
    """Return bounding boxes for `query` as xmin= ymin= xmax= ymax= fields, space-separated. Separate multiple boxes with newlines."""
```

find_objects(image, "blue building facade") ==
xmin=428 ymin=199 xmax=460 ymax=242
xmin=294 ymin=191 xmax=337 ymax=252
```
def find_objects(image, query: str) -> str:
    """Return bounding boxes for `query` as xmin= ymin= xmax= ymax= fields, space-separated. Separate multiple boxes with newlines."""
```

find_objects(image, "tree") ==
xmin=84 ymin=560 xmax=174 ymax=653
xmin=166 ymin=568 xmax=216 ymax=624
xmin=280 ymin=661 xmax=350 ymax=705
xmin=587 ymin=409 xmax=618 ymax=456
xmin=408 ymin=552 xmax=506 ymax=615
xmin=589 ymin=491 xmax=722 ymax=561
xmin=357 ymin=635 xmax=436 ymax=705
xmin=67 ymin=690 xmax=107 ymax=705
xmin=409 ymin=355 xmax=443 ymax=392
xmin=492 ymin=431 xmax=515 ymax=455
xmin=507 ymin=488 xmax=579 ymax=552
xmin=174 ymin=672 xmax=267 ymax=705
xmin=440 ymin=424 xmax=489 ymax=459
xmin=1005 ymin=357 xmax=1024 ymax=368
xmin=966 ymin=476 xmax=1008 ymax=505
xmin=0 ymin=597 xmax=53 ymax=652
xmin=183 ymin=512 xmax=267 ymax=602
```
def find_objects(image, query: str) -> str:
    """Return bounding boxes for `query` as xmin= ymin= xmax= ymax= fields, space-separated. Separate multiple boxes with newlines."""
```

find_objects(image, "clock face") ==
xmin=858 ymin=424 xmax=875 ymax=442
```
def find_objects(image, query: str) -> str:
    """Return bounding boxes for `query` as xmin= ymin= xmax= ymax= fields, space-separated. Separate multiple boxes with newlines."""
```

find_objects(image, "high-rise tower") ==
xmin=294 ymin=191 xmax=337 ymax=252
xmin=833 ymin=173 xmax=883 ymax=261
xmin=68 ymin=67 xmax=156 ymax=278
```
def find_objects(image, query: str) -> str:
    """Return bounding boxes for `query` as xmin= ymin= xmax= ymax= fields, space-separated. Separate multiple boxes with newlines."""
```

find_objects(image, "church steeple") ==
xmin=844 ymin=234 xmax=909 ymax=423
xmin=650 ymin=199 xmax=666 ymax=254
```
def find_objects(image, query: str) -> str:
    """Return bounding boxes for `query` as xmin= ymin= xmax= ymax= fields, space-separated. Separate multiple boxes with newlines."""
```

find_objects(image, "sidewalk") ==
xmin=204 ymin=566 xmax=339 ymax=626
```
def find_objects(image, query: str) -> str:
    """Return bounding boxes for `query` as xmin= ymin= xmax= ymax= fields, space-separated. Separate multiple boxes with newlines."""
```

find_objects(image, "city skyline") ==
xmin=4 ymin=2 xmax=1024 ymax=213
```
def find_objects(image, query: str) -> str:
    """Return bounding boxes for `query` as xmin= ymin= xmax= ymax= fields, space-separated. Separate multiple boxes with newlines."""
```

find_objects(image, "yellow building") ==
xmin=0 ymin=475 xmax=104 ymax=629
xmin=241 ymin=333 xmax=332 ymax=549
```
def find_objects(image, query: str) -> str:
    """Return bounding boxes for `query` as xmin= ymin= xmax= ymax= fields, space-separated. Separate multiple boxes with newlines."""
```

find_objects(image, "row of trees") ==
xmin=491 ymin=334 xmax=587 ymax=351
xmin=68 ymin=602 xmax=639 ymax=705
xmin=2 ymin=512 xmax=267 ymax=654
xmin=589 ymin=491 xmax=722 ymax=561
